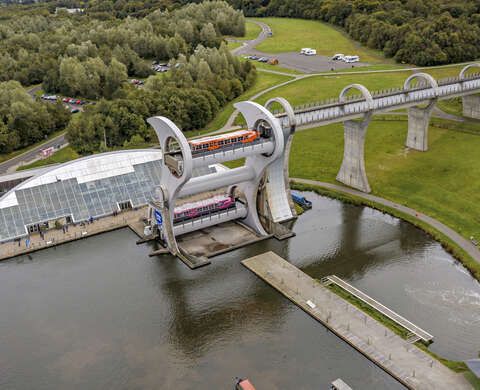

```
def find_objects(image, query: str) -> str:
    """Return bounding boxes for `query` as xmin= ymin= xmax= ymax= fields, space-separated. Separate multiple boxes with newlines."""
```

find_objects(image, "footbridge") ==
xmin=273 ymin=63 xmax=480 ymax=192
xmin=146 ymin=99 xmax=298 ymax=268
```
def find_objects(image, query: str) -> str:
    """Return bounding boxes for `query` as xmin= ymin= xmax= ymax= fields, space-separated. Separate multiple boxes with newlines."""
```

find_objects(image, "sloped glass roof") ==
xmin=0 ymin=150 xmax=215 ymax=242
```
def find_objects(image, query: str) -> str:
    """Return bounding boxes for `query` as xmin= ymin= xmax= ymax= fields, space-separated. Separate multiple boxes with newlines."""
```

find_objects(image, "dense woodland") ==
xmin=0 ymin=0 xmax=253 ymax=154
xmin=0 ymin=81 xmax=70 ymax=153
xmin=67 ymin=44 xmax=255 ymax=153
xmin=229 ymin=0 xmax=480 ymax=66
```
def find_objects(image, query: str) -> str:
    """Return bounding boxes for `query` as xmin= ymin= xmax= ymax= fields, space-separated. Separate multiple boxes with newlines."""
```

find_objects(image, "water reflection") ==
xmin=0 ymin=192 xmax=478 ymax=389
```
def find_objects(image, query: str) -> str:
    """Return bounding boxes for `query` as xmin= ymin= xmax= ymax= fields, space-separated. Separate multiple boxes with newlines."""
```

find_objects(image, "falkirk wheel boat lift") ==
xmin=145 ymin=99 xmax=298 ymax=269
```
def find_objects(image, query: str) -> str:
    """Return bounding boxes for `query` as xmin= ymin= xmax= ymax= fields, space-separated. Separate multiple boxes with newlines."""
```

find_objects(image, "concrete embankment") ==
xmin=242 ymin=251 xmax=472 ymax=390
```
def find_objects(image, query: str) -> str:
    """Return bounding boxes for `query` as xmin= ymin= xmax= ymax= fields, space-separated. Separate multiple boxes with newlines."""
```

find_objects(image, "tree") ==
xmin=104 ymin=58 xmax=128 ymax=98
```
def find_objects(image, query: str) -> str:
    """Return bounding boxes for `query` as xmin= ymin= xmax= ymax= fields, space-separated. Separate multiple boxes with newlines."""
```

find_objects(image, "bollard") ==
xmin=412 ymin=370 xmax=415 ymax=378
xmin=389 ymin=353 xmax=391 ymax=360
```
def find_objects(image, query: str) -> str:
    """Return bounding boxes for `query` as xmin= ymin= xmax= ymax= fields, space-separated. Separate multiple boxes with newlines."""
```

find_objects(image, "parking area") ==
xmin=41 ymin=94 xmax=90 ymax=113
xmin=244 ymin=50 xmax=369 ymax=73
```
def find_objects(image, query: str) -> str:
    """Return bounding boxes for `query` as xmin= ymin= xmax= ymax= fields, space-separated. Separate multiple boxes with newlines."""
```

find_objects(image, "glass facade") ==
xmin=0 ymin=153 xmax=216 ymax=242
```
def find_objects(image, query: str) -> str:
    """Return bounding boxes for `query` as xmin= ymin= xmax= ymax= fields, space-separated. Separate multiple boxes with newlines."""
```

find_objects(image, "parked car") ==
xmin=71 ymin=108 xmax=80 ymax=113
xmin=41 ymin=94 xmax=57 ymax=101
xmin=332 ymin=54 xmax=345 ymax=61
xmin=267 ymin=58 xmax=279 ymax=65
xmin=248 ymin=55 xmax=259 ymax=60
xmin=258 ymin=57 xmax=269 ymax=62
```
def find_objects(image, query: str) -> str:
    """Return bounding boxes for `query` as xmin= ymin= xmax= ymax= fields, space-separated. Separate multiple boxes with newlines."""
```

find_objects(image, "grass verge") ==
xmin=327 ymin=284 xmax=410 ymax=339
xmin=17 ymin=146 xmax=79 ymax=170
xmin=0 ymin=130 xmax=66 ymax=165
xmin=290 ymin=119 xmax=480 ymax=260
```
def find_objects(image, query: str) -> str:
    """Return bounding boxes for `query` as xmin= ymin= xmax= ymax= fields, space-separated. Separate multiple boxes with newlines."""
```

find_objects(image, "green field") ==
xmin=290 ymin=118 xmax=480 ymax=243
xmin=18 ymin=146 xmax=79 ymax=170
xmin=253 ymin=17 xmax=386 ymax=63
xmin=244 ymin=21 xmax=261 ymax=40
xmin=255 ymin=71 xmax=412 ymax=106
xmin=254 ymin=66 xmax=471 ymax=111
xmin=226 ymin=41 xmax=243 ymax=51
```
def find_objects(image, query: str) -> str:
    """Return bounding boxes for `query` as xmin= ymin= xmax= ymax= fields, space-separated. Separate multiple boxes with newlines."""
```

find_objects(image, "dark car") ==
xmin=249 ymin=55 xmax=259 ymax=60
xmin=71 ymin=108 xmax=80 ymax=114
xmin=258 ymin=57 xmax=269 ymax=62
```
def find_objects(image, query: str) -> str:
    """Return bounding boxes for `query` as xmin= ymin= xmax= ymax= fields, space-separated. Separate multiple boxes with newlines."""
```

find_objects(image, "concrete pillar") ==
xmin=336 ymin=116 xmax=371 ymax=193
xmin=462 ymin=94 xmax=480 ymax=119
xmin=406 ymin=101 xmax=435 ymax=151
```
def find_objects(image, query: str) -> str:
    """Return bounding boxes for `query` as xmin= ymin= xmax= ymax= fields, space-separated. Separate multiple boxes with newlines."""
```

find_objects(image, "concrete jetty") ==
xmin=242 ymin=251 xmax=472 ymax=390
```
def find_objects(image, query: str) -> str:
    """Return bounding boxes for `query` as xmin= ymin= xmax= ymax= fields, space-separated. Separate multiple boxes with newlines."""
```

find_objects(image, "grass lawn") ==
xmin=252 ymin=17 xmax=386 ymax=63
xmin=17 ymin=146 xmax=79 ymax=170
xmin=290 ymin=118 xmax=480 ymax=242
xmin=226 ymin=41 xmax=243 ymax=51
xmin=255 ymin=71 xmax=412 ymax=106
xmin=244 ymin=20 xmax=261 ymax=40
xmin=437 ymin=98 xmax=464 ymax=117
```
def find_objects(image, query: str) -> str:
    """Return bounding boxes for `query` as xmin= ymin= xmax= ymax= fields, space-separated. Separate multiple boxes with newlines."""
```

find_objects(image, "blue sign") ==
xmin=154 ymin=209 xmax=163 ymax=226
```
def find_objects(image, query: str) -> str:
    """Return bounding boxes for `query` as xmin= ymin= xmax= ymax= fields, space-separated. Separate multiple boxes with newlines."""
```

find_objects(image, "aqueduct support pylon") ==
xmin=460 ymin=64 xmax=480 ymax=119
xmin=336 ymin=84 xmax=373 ymax=193
xmin=404 ymin=73 xmax=438 ymax=151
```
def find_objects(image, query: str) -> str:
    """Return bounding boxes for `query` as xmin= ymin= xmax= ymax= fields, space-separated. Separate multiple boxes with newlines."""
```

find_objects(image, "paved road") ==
xmin=0 ymin=133 xmax=67 ymax=174
xmin=232 ymin=20 xmax=271 ymax=56
xmin=292 ymin=178 xmax=480 ymax=266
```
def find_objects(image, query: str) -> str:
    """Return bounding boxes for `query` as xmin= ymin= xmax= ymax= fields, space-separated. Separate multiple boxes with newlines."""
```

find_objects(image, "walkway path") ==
xmin=243 ymin=251 xmax=472 ymax=390
xmin=292 ymin=178 xmax=480 ymax=266
xmin=0 ymin=208 xmax=148 ymax=261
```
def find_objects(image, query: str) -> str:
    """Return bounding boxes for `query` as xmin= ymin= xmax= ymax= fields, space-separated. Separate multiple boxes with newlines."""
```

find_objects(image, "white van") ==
xmin=344 ymin=55 xmax=359 ymax=63
xmin=300 ymin=48 xmax=316 ymax=56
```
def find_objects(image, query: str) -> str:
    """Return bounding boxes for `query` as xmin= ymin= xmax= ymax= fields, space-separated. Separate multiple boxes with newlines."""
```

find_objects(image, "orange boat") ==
xmin=189 ymin=130 xmax=259 ymax=154
xmin=235 ymin=377 xmax=256 ymax=390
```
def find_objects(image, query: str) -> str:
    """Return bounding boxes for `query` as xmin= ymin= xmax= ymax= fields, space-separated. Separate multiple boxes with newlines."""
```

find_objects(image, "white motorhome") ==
xmin=344 ymin=55 xmax=360 ymax=63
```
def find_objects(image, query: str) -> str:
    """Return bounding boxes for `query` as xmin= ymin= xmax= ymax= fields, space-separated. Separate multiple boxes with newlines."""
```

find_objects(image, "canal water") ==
xmin=0 ymin=192 xmax=479 ymax=390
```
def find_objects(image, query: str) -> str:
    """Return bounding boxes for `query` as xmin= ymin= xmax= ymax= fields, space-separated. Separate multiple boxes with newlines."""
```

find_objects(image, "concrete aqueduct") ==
xmin=145 ymin=63 xmax=480 ymax=267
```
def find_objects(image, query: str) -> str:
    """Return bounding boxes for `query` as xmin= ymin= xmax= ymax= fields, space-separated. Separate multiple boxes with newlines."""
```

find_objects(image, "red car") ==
xmin=75 ymin=99 xmax=81 ymax=105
